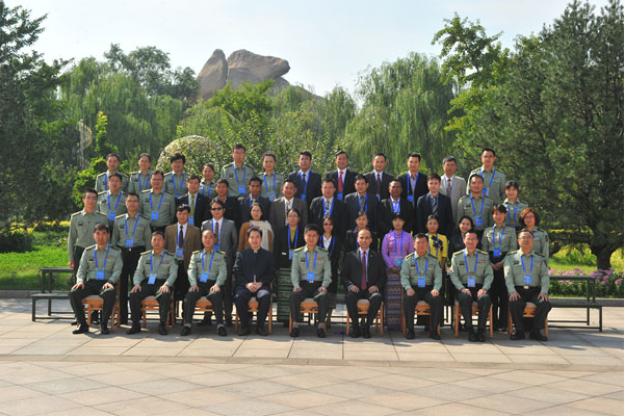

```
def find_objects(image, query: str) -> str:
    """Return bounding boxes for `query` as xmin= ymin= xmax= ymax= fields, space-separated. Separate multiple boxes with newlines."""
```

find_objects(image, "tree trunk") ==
xmin=590 ymin=243 xmax=617 ymax=270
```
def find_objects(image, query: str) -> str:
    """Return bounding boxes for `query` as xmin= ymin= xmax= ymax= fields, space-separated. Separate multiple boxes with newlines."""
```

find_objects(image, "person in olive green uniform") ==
xmin=69 ymin=224 xmax=122 ymax=335
xmin=504 ymin=229 xmax=551 ymax=341
xmin=68 ymin=189 xmax=108 ymax=278
xmin=466 ymin=147 xmax=506 ymax=205
xmin=128 ymin=153 xmax=153 ymax=195
xmin=289 ymin=224 xmax=332 ymax=338
xmin=95 ymin=152 xmax=129 ymax=193
xmin=449 ymin=230 xmax=494 ymax=342
xmin=260 ymin=152 xmax=283 ymax=201
xmin=164 ymin=153 xmax=189 ymax=199
xmin=457 ymin=174 xmax=493 ymax=239
xmin=200 ymin=163 xmax=217 ymax=200
xmin=222 ymin=143 xmax=255 ymax=197
xmin=519 ymin=207 xmax=550 ymax=263
xmin=181 ymin=229 xmax=228 ymax=336
xmin=482 ymin=205 xmax=518 ymax=331
xmin=140 ymin=170 xmax=176 ymax=232
xmin=127 ymin=231 xmax=178 ymax=335
xmin=400 ymin=234 xmax=443 ymax=340
xmin=503 ymin=181 xmax=528 ymax=230
xmin=97 ymin=173 xmax=127 ymax=227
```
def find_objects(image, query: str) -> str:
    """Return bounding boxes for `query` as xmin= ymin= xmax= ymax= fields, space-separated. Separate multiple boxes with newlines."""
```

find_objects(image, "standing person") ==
xmin=126 ymin=231 xmax=178 ymax=335
xmin=201 ymin=200 xmax=238 ymax=326
xmin=440 ymin=156 xmax=467 ymax=221
xmin=238 ymin=177 xmax=271 ymax=224
xmin=344 ymin=212 xmax=378 ymax=253
xmin=140 ymin=170 xmax=176 ymax=232
xmin=97 ymin=173 xmax=126 ymax=227
xmin=342 ymin=229 xmax=387 ymax=338
xmin=380 ymin=180 xmax=414 ymax=235
xmin=200 ymin=163 xmax=217 ymax=200
xmin=128 ymin=153 xmax=153 ymax=195
xmin=380 ymin=214 xmax=414 ymax=331
xmin=111 ymin=192 xmax=152 ymax=325
xmin=274 ymin=208 xmax=305 ymax=325
xmin=364 ymin=152 xmax=394 ymax=202
xmin=268 ymin=180 xmax=308 ymax=233
xmin=95 ymin=152 xmax=128 ymax=193
xmin=325 ymin=150 xmax=357 ymax=201
xmin=519 ymin=207 xmax=550 ymax=262
xmin=238 ymin=203 xmax=274 ymax=252
xmin=287 ymin=151 xmax=322 ymax=211
xmin=482 ymin=205 xmax=518 ymax=332
xmin=426 ymin=215 xmax=449 ymax=325
xmin=222 ymin=143 xmax=255 ymax=197
xmin=505 ymin=229 xmax=551 ymax=341
xmin=398 ymin=152 xmax=428 ymax=206
xmin=176 ymin=175 xmax=210 ymax=228
xmin=448 ymin=216 xmax=477 ymax=255
xmin=467 ymin=147 xmax=506 ymax=205
xmin=210 ymin=179 xmax=241 ymax=230
xmin=180 ymin=229 xmax=228 ymax=337
xmin=503 ymin=181 xmax=528 ymax=230
xmin=289 ymin=224 xmax=332 ymax=338
xmin=233 ymin=227 xmax=275 ymax=336
xmin=309 ymin=179 xmax=346 ymax=237
xmin=260 ymin=152 xmax=283 ymax=201
xmin=164 ymin=153 xmax=189 ymax=199
xmin=319 ymin=216 xmax=343 ymax=323
xmin=344 ymin=175 xmax=381 ymax=236
xmin=69 ymin=224 xmax=122 ymax=335
xmin=457 ymin=174 xmax=493 ymax=239
xmin=416 ymin=173 xmax=454 ymax=236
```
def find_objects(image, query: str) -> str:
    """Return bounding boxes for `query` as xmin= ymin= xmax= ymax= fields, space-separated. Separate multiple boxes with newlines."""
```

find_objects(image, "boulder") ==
xmin=156 ymin=135 xmax=226 ymax=174
xmin=227 ymin=49 xmax=290 ymax=88
xmin=197 ymin=49 xmax=228 ymax=99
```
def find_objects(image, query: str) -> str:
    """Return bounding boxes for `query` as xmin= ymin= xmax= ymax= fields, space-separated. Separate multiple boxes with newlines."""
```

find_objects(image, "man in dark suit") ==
xmin=398 ymin=152 xmax=428 ymax=206
xmin=233 ymin=226 xmax=275 ymax=336
xmin=344 ymin=175 xmax=381 ymax=234
xmin=380 ymin=180 xmax=414 ymax=235
xmin=210 ymin=179 xmax=241 ymax=231
xmin=176 ymin=175 xmax=210 ymax=228
xmin=364 ymin=152 xmax=394 ymax=202
xmin=415 ymin=173 xmax=454 ymax=236
xmin=238 ymin=176 xmax=271 ymax=223
xmin=324 ymin=150 xmax=357 ymax=202
xmin=309 ymin=179 xmax=346 ymax=237
xmin=287 ymin=151 xmax=322 ymax=212
xmin=269 ymin=180 xmax=308 ymax=233
xmin=342 ymin=229 xmax=387 ymax=338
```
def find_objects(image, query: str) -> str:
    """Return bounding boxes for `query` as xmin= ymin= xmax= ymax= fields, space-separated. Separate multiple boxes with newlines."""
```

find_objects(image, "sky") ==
xmin=18 ymin=0 xmax=610 ymax=96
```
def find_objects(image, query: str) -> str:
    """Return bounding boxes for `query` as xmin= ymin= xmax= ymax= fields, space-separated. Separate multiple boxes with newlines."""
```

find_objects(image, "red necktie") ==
xmin=361 ymin=251 xmax=367 ymax=290
xmin=338 ymin=171 xmax=344 ymax=193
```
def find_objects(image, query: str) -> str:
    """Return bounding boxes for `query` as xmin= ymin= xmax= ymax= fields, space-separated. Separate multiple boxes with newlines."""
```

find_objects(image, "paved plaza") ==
xmin=0 ymin=299 xmax=622 ymax=415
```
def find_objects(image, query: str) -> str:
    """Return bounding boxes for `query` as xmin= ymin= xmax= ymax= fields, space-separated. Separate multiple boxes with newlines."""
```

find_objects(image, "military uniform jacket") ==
xmin=111 ymin=213 xmax=152 ymax=250
xmin=187 ymin=249 xmax=227 ymax=287
xmin=164 ymin=171 xmax=189 ymax=199
xmin=76 ymin=244 xmax=123 ymax=284
xmin=97 ymin=191 xmax=127 ymax=223
xmin=67 ymin=210 xmax=108 ymax=259
xmin=503 ymin=250 xmax=550 ymax=294
xmin=140 ymin=189 xmax=176 ymax=227
xmin=133 ymin=250 xmax=178 ymax=287
xmin=457 ymin=194 xmax=494 ymax=230
xmin=199 ymin=180 xmax=216 ymax=200
xmin=221 ymin=163 xmax=255 ymax=197
xmin=290 ymin=246 xmax=332 ymax=289
xmin=400 ymin=253 xmax=442 ymax=291
xmin=529 ymin=228 xmax=550 ymax=261
xmin=260 ymin=172 xmax=283 ymax=200
xmin=128 ymin=171 xmax=153 ymax=195
xmin=481 ymin=225 xmax=518 ymax=256
xmin=467 ymin=167 xmax=506 ymax=205
xmin=449 ymin=249 xmax=494 ymax=291
xmin=503 ymin=199 xmax=528 ymax=229
xmin=95 ymin=171 xmax=129 ymax=194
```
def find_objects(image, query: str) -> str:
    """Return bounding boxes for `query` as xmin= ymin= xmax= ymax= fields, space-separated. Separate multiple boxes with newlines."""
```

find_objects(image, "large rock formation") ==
xmin=197 ymin=49 xmax=228 ymax=100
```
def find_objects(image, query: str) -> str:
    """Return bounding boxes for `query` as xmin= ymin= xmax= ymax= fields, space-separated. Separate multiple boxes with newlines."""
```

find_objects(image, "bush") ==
xmin=550 ymin=268 xmax=624 ymax=298
xmin=0 ymin=227 xmax=34 ymax=252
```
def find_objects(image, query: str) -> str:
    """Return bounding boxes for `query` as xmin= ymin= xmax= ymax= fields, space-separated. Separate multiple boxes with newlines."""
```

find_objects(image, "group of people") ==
xmin=67 ymin=144 xmax=551 ymax=342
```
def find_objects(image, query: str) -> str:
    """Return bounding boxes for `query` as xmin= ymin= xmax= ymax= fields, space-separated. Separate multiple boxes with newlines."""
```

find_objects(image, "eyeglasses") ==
xmin=210 ymin=207 xmax=224 ymax=211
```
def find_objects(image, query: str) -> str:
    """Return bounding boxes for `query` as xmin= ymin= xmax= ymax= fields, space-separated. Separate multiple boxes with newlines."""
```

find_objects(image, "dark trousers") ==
xmin=235 ymin=286 xmax=271 ymax=328
xmin=456 ymin=286 xmax=491 ymax=331
xmin=222 ymin=258 xmax=234 ymax=322
xmin=290 ymin=281 xmax=328 ymax=324
xmin=489 ymin=253 xmax=507 ymax=329
xmin=345 ymin=289 xmax=383 ymax=326
xmin=69 ymin=279 xmax=115 ymax=327
xmin=71 ymin=246 xmax=86 ymax=281
xmin=403 ymin=286 xmax=442 ymax=332
xmin=174 ymin=260 xmax=189 ymax=302
xmin=129 ymin=280 xmax=171 ymax=324
xmin=183 ymin=281 xmax=224 ymax=325
xmin=119 ymin=247 xmax=144 ymax=324
xmin=510 ymin=286 xmax=551 ymax=332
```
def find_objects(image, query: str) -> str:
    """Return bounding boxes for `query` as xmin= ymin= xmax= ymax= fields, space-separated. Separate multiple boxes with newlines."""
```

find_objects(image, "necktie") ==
xmin=446 ymin=178 xmax=452 ymax=196
xmin=361 ymin=251 xmax=367 ymax=290
xmin=359 ymin=195 xmax=364 ymax=210
xmin=285 ymin=200 xmax=290 ymax=224
xmin=214 ymin=221 xmax=220 ymax=241
xmin=190 ymin=194 xmax=195 ymax=217
xmin=338 ymin=171 xmax=344 ymax=192
xmin=431 ymin=196 xmax=438 ymax=216
xmin=376 ymin=173 xmax=381 ymax=195
xmin=178 ymin=225 xmax=184 ymax=249
xmin=325 ymin=199 xmax=331 ymax=217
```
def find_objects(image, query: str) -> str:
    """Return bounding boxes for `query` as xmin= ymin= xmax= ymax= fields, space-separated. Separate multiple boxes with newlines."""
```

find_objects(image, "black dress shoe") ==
xmin=477 ymin=330 xmax=486 ymax=342
xmin=225 ymin=318 xmax=233 ymax=327
xmin=72 ymin=325 xmax=89 ymax=335
xmin=256 ymin=324 xmax=268 ymax=336
xmin=362 ymin=326 xmax=371 ymax=339
xmin=127 ymin=326 xmax=141 ymax=335
xmin=530 ymin=330 xmax=548 ymax=341
xmin=406 ymin=329 xmax=415 ymax=340
xmin=430 ymin=332 xmax=441 ymax=341
xmin=158 ymin=323 xmax=168 ymax=335
xmin=350 ymin=326 xmax=361 ymax=338
xmin=217 ymin=325 xmax=227 ymax=337
xmin=468 ymin=330 xmax=478 ymax=342
xmin=510 ymin=331 xmax=525 ymax=340
xmin=238 ymin=326 xmax=251 ymax=336
xmin=100 ymin=327 xmax=110 ymax=335
xmin=180 ymin=326 xmax=192 ymax=336
xmin=317 ymin=327 xmax=326 ymax=338
xmin=289 ymin=327 xmax=300 ymax=338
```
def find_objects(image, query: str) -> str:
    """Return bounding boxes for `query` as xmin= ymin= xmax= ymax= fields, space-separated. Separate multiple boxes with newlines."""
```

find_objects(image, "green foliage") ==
xmin=0 ymin=226 xmax=33 ymax=252
xmin=72 ymin=157 xmax=106 ymax=206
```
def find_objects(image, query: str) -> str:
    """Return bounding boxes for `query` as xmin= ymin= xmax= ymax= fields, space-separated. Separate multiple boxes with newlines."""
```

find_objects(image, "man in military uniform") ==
xmin=260 ymin=152 xmax=283 ymax=201
xmin=289 ymin=224 xmax=332 ymax=338
xmin=222 ymin=143 xmax=255 ymax=197
xmin=68 ymin=189 xmax=108 ymax=278
xmin=180 ymin=229 xmax=228 ymax=337
xmin=457 ymin=174 xmax=494 ymax=239
xmin=95 ymin=152 xmax=128 ymax=193
xmin=449 ymin=230 xmax=493 ymax=342
xmin=504 ymin=229 xmax=551 ymax=341
xmin=164 ymin=153 xmax=189 ymax=199
xmin=128 ymin=153 xmax=153 ymax=195
xmin=466 ymin=147 xmax=506 ymax=205
xmin=400 ymin=233 xmax=443 ymax=340
xmin=97 ymin=173 xmax=126 ymax=227
xmin=140 ymin=170 xmax=176 ymax=232
xmin=503 ymin=181 xmax=528 ymax=230
xmin=111 ymin=192 xmax=152 ymax=325
xmin=127 ymin=231 xmax=178 ymax=335
xmin=69 ymin=223 xmax=122 ymax=335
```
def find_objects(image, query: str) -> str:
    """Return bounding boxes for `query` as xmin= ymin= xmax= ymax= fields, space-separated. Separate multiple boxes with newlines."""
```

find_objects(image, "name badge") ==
xmin=151 ymin=211 xmax=159 ymax=221
xmin=188 ymin=217 xmax=194 ymax=226
xmin=214 ymin=243 xmax=220 ymax=252
xmin=306 ymin=271 xmax=315 ymax=283
xmin=288 ymin=249 xmax=294 ymax=260
xmin=407 ymin=195 xmax=414 ymax=203
xmin=176 ymin=248 xmax=184 ymax=258
xmin=474 ymin=217 xmax=483 ymax=227
xmin=238 ymin=185 xmax=246 ymax=195
xmin=107 ymin=212 xmax=116 ymax=221
xmin=493 ymin=248 xmax=502 ymax=257
xmin=484 ymin=187 xmax=490 ymax=196
xmin=337 ymin=192 xmax=343 ymax=201
xmin=95 ymin=270 xmax=105 ymax=281
xmin=199 ymin=272 xmax=209 ymax=283
xmin=301 ymin=193 xmax=307 ymax=201
xmin=394 ymin=258 xmax=402 ymax=267
xmin=125 ymin=239 xmax=134 ymax=247
xmin=467 ymin=276 xmax=476 ymax=288
xmin=268 ymin=192 xmax=276 ymax=201
xmin=148 ymin=273 xmax=157 ymax=285
xmin=417 ymin=276 xmax=426 ymax=288
xmin=523 ymin=275 xmax=532 ymax=286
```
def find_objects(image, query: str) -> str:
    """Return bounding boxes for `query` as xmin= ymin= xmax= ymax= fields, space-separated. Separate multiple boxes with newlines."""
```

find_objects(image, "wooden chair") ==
xmin=345 ymin=299 xmax=384 ymax=336
xmin=507 ymin=302 xmax=549 ymax=336
xmin=235 ymin=297 xmax=273 ymax=334
xmin=453 ymin=300 xmax=494 ymax=337
xmin=140 ymin=295 xmax=175 ymax=328
xmin=288 ymin=297 xmax=318 ymax=333
xmin=83 ymin=294 xmax=120 ymax=328
xmin=400 ymin=300 xmax=441 ymax=336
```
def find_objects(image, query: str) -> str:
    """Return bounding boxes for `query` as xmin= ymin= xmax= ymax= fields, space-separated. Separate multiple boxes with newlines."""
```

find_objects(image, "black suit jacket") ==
xmin=341 ymin=249 xmax=387 ymax=292
xmin=398 ymin=171 xmax=428 ymax=207
xmin=364 ymin=171 xmax=394 ymax=201
xmin=309 ymin=196 xmax=347 ymax=237
xmin=318 ymin=233 xmax=343 ymax=293
xmin=344 ymin=228 xmax=378 ymax=253
xmin=325 ymin=169 xmax=358 ymax=200
xmin=209 ymin=196 xmax=241 ymax=231
xmin=176 ymin=193 xmax=210 ymax=228
xmin=379 ymin=197 xmax=414 ymax=235
xmin=237 ymin=195 xmax=271 ymax=224
xmin=415 ymin=192 xmax=454 ymax=236
xmin=343 ymin=192 xmax=381 ymax=234
xmin=233 ymin=247 xmax=275 ymax=290
xmin=287 ymin=171 xmax=322 ymax=210
xmin=274 ymin=225 xmax=305 ymax=269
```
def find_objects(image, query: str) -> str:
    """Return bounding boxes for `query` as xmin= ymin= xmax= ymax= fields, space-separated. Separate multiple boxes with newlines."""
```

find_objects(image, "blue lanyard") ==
xmin=288 ymin=227 xmax=299 ymax=250
xmin=406 ymin=172 xmax=419 ymax=194
xmin=300 ymin=171 xmax=309 ymax=189
xmin=394 ymin=232 xmax=403 ymax=256
xmin=492 ymin=225 xmax=505 ymax=250
xmin=463 ymin=250 xmax=478 ymax=275
xmin=234 ymin=166 xmax=246 ymax=189
xmin=507 ymin=204 xmax=519 ymax=226
xmin=305 ymin=250 xmax=318 ymax=271
xmin=93 ymin=246 xmax=111 ymax=270
xmin=480 ymin=168 xmax=496 ymax=192
xmin=521 ymin=254 xmax=534 ymax=274
xmin=200 ymin=182 xmax=213 ymax=197
xmin=263 ymin=173 xmax=276 ymax=195
xmin=391 ymin=199 xmax=400 ymax=214
xmin=322 ymin=198 xmax=334 ymax=217
xmin=149 ymin=193 xmax=164 ymax=211
xmin=103 ymin=173 xmax=109 ymax=191
xmin=170 ymin=173 xmax=185 ymax=195
xmin=470 ymin=195 xmax=485 ymax=218
xmin=201 ymin=250 xmax=215 ymax=274
xmin=124 ymin=215 xmax=140 ymax=240
xmin=107 ymin=192 xmax=122 ymax=212
xmin=415 ymin=255 xmax=428 ymax=276
xmin=318 ymin=235 xmax=335 ymax=254
xmin=149 ymin=252 xmax=164 ymax=275
xmin=138 ymin=173 xmax=150 ymax=190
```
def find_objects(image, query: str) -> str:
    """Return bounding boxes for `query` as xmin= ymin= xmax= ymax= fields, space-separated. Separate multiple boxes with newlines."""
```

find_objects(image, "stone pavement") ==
xmin=0 ymin=299 xmax=622 ymax=415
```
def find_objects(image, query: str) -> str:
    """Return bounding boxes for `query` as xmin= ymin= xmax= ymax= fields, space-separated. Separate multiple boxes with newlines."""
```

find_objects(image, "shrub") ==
xmin=0 ymin=227 xmax=34 ymax=252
